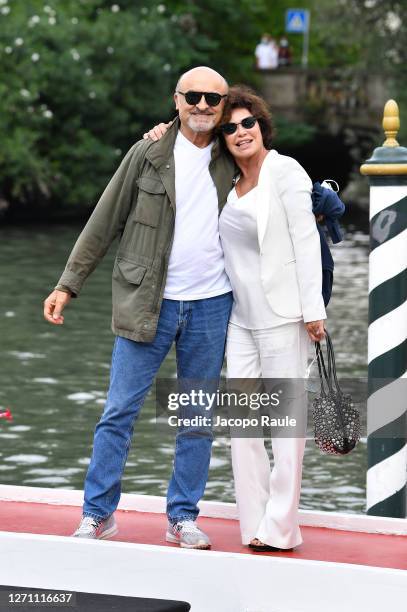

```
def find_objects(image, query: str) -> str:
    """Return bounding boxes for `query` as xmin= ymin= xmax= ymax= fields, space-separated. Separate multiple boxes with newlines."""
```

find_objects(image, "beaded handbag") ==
xmin=312 ymin=330 xmax=360 ymax=455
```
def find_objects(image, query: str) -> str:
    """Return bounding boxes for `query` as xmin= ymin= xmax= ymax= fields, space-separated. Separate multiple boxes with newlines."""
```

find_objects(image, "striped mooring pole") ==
xmin=361 ymin=100 xmax=407 ymax=517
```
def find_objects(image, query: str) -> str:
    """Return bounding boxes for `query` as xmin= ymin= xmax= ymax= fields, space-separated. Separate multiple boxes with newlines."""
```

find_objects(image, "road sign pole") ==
xmin=286 ymin=8 xmax=310 ymax=69
xmin=302 ymin=16 xmax=309 ymax=68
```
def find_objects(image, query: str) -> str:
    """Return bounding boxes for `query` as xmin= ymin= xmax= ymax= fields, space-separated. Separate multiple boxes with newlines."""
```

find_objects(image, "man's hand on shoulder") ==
xmin=43 ymin=289 xmax=72 ymax=325
xmin=143 ymin=121 xmax=173 ymax=141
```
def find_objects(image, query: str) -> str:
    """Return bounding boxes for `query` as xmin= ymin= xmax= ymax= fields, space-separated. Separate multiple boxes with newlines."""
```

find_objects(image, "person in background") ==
xmin=255 ymin=33 xmax=279 ymax=70
xmin=278 ymin=37 xmax=293 ymax=67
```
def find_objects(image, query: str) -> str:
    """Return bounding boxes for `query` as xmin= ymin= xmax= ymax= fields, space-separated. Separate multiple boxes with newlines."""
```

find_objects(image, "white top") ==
xmin=219 ymin=186 xmax=302 ymax=329
xmin=255 ymin=42 xmax=279 ymax=69
xmin=163 ymin=131 xmax=232 ymax=300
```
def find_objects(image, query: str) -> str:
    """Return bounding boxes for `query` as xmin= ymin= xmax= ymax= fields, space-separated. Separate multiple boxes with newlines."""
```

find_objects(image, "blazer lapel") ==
xmin=257 ymin=150 xmax=279 ymax=250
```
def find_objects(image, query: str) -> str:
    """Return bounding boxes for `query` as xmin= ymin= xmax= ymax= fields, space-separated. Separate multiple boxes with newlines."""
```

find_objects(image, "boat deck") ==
xmin=1 ymin=499 xmax=406 ymax=571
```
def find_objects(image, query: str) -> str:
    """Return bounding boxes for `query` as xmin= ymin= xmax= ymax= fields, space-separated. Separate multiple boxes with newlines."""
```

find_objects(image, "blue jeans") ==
xmin=83 ymin=293 xmax=232 ymax=523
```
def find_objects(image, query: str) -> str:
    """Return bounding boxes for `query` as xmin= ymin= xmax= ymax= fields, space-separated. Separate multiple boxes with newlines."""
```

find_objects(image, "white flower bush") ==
xmin=0 ymin=0 xmax=216 ymax=211
xmin=28 ymin=15 xmax=40 ymax=26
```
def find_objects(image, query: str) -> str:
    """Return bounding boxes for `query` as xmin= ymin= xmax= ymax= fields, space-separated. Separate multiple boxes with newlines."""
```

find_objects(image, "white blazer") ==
xmin=256 ymin=150 xmax=326 ymax=323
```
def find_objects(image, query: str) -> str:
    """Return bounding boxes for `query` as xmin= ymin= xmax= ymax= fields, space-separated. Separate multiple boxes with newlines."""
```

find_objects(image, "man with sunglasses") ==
xmin=43 ymin=66 xmax=235 ymax=549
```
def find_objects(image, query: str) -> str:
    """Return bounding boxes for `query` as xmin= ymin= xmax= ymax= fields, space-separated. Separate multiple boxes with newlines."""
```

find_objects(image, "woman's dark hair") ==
xmin=219 ymin=85 xmax=274 ymax=149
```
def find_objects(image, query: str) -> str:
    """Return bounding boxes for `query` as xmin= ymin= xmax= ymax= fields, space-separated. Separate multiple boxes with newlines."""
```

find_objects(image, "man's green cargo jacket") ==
xmin=57 ymin=119 xmax=236 ymax=342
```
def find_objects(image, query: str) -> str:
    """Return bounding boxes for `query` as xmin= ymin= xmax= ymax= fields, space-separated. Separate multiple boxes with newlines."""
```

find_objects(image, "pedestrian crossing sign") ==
xmin=285 ymin=9 xmax=309 ymax=33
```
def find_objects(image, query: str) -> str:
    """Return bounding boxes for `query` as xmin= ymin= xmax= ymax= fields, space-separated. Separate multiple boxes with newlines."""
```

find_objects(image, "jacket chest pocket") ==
xmin=134 ymin=177 xmax=166 ymax=227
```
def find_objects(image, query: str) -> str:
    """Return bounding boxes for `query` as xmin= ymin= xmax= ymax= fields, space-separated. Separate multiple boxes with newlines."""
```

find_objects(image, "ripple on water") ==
xmin=77 ymin=457 xmax=90 ymax=466
xmin=128 ymin=477 xmax=164 ymax=485
xmin=212 ymin=437 xmax=231 ymax=448
xmin=8 ymin=351 xmax=46 ymax=360
xmin=333 ymin=486 xmax=364 ymax=494
xmin=67 ymin=392 xmax=95 ymax=402
xmin=33 ymin=378 xmax=59 ymax=385
xmin=26 ymin=467 xmax=83 ymax=476
xmin=25 ymin=477 xmax=70 ymax=485
xmin=4 ymin=454 xmax=48 ymax=464
xmin=9 ymin=425 xmax=31 ymax=432
xmin=210 ymin=456 xmax=228 ymax=468
xmin=158 ymin=447 xmax=176 ymax=456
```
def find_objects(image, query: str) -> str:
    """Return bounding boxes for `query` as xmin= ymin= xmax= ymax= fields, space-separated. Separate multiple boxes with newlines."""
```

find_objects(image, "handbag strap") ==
xmin=315 ymin=338 xmax=332 ymax=396
xmin=325 ymin=330 xmax=342 ymax=395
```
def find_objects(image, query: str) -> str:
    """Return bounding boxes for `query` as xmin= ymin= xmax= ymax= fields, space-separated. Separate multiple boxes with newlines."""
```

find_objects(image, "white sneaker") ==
xmin=166 ymin=520 xmax=211 ymax=549
xmin=72 ymin=514 xmax=118 ymax=539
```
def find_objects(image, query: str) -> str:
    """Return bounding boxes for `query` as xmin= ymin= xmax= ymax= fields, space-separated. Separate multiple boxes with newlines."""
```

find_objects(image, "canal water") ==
xmin=0 ymin=221 xmax=369 ymax=512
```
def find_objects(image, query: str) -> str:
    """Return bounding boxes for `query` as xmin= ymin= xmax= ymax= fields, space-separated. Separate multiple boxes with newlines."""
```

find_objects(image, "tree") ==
xmin=308 ymin=0 xmax=406 ymax=137
xmin=0 ymin=1 xmax=207 ymax=213
xmin=1 ymin=0 xmax=405 ymax=216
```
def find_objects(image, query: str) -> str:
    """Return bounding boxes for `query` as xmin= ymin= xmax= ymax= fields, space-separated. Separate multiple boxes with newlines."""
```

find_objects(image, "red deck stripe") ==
xmin=1 ymin=501 xmax=406 ymax=570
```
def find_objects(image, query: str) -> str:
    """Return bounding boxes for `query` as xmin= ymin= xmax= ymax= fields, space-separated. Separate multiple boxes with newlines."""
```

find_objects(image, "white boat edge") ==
xmin=1 ymin=529 xmax=406 ymax=612
xmin=1 ymin=483 xmax=406 ymax=535
xmin=1 ymin=484 xmax=406 ymax=612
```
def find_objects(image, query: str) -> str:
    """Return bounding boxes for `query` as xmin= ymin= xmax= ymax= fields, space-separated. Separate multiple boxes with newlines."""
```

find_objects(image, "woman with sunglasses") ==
xmin=218 ymin=85 xmax=326 ymax=552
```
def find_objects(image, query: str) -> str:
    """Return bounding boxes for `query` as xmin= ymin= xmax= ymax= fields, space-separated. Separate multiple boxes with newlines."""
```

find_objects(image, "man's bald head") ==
xmin=176 ymin=66 xmax=228 ymax=94
xmin=174 ymin=66 xmax=228 ymax=139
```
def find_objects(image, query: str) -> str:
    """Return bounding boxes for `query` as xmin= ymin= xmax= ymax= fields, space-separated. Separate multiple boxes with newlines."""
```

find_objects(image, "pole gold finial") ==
xmin=382 ymin=99 xmax=400 ymax=147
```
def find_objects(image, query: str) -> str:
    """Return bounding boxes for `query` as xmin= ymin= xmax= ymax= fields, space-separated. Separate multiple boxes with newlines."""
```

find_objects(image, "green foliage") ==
xmin=165 ymin=0 xmax=270 ymax=83
xmin=0 ymin=1 xmax=206 ymax=209
xmin=1 ymin=0 xmax=406 ymax=213
xmin=308 ymin=0 xmax=407 ymax=139
xmin=274 ymin=116 xmax=317 ymax=149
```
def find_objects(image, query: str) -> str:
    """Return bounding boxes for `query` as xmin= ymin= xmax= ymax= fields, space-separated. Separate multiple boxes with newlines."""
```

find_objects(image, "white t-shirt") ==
xmin=219 ymin=186 xmax=302 ymax=329
xmin=255 ymin=42 xmax=278 ymax=69
xmin=163 ymin=130 xmax=232 ymax=300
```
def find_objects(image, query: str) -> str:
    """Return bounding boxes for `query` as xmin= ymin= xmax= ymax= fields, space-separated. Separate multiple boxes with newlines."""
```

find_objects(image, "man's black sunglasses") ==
xmin=220 ymin=116 xmax=258 ymax=135
xmin=176 ymin=90 xmax=227 ymax=107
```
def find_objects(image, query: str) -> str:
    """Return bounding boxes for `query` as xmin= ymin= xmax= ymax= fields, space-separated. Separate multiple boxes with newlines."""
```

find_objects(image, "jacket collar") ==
xmin=145 ymin=116 xmax=236 ymax=213
xmin=145 ymin=116 xmax=179 ymax=168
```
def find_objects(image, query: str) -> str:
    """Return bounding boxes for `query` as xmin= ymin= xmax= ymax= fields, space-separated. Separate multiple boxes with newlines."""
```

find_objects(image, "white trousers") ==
xmin=226 ymin=321 xmax=310 ymax=549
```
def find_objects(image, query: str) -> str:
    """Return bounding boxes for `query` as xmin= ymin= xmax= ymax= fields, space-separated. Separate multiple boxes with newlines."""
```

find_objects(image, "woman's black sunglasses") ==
xmin=176 ymin=90 xmax=227 ymax=107
xmin=220 ymin=116 xmax=258 ymax=135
